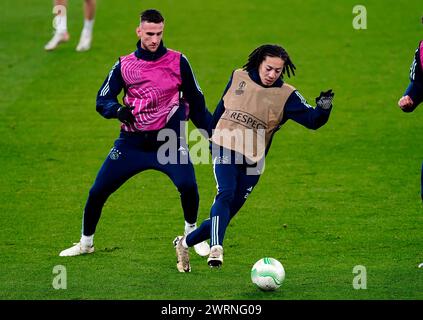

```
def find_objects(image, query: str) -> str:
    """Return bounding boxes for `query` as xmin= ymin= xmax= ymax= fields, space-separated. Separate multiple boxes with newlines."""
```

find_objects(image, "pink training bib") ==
xmin=120 ymin=49 xmax=184 ymax=132
xmin=419 ymin=40 xmax=423 ymax=70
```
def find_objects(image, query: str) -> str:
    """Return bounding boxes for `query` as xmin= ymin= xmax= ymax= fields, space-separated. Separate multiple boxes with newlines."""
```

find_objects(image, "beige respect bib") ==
xmin=212 ymin=69 xmax=295 ymax=162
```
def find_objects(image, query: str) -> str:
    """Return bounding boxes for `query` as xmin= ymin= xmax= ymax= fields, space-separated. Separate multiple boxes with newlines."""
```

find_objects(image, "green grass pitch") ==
xmin=0 ymin=0 xmax=422 ymax=300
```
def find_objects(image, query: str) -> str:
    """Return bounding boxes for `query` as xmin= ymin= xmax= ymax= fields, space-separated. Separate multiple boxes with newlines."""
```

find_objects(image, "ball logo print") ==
xmin=251 ymin=257 xmax=285 ymax=291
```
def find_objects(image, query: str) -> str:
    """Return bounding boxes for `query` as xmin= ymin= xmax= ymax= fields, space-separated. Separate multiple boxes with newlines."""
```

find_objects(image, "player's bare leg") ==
xmin=44 ymin=0 xmax=69 ymax=51
xmin=76 ymin=0 xmax=96 ymax=52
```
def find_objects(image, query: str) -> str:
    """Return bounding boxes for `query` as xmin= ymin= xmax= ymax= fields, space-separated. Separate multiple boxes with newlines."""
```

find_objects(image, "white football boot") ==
xmin=59 ymin=242 xmax=94 ymax=257
xmin=76 ymin=29 xmax=92 ymax=52
xmin=173 ymin=236 xmax=191 ymax=272
xmin=193 ymin=241 xmax=210 ymax=257
xmin=207 ymin=245 xmax=223 ymax=268
xmin=184 ymin=225 xmax=210 ymax=257
xmin=44 ymin=31 xmax=70 ymax=51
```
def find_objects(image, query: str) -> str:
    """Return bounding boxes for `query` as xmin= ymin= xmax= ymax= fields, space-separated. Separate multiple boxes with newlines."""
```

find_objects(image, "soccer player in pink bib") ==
xmin=59 ymin=9 xmax=212 ymax=258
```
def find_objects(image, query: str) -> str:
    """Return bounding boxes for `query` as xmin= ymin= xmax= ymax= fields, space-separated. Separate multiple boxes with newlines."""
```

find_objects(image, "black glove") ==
xmin=315 ymin=89 xmax=334 ymax=110
xmin=117 ymin=106 xmax=135 ymax=125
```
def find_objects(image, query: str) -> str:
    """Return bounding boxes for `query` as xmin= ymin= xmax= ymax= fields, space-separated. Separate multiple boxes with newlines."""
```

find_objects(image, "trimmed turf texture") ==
xmin=0 ymin=0 xmax=422 ymax=299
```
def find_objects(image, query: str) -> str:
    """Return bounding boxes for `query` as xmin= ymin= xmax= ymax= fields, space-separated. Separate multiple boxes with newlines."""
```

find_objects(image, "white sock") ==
xmin=182 ymin=237 xmax=189 ymax=249
xmin=184 ymin=222 xmax=196 ymax=235
xmin=82 ymin=19 xmax=95 ymax=33
xmin=55 ymin=14 xmax=67 ymax=34
xmin=80 ymin=234 xmax=94 ymax=247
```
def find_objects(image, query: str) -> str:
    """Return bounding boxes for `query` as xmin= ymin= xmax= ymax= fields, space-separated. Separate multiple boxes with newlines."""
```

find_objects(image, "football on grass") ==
xmin=251 ymin=257 xmax=285 ymax=291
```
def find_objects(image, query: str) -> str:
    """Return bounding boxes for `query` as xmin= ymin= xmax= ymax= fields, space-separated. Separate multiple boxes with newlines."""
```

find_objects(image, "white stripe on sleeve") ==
xmin=182 ymin=54 xmax=203 ymax=94
xmin=100 ymin=60 xmax=120 ymax=97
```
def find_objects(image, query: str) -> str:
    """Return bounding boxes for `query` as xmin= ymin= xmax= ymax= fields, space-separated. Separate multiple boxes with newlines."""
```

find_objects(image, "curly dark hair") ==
xmin=242 ymin=44 xmax=296 ymax=78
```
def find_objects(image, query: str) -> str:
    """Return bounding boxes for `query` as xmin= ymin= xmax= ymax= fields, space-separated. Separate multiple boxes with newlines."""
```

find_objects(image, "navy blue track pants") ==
xmin=186 ymin=153 xmax=261 ymax=247
xmin=82 ymin=133 xmax=199 ymax=236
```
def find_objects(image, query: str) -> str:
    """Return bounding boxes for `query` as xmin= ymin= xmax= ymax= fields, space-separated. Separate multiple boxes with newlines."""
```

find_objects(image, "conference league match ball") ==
xmin=251 ymin=257 xmax=285 ymax=291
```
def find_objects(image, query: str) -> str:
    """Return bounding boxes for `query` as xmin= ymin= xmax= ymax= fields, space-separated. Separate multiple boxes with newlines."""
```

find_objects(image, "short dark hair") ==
xmin=243 ymin=44 xmax=296 ymax=78
xmin=140 ymin=9 xmax=164 ymax=23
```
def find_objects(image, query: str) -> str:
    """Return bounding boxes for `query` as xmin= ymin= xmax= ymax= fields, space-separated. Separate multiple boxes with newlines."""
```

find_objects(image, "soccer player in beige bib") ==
xmin=174 ymin=44 xmax=334 ymax=272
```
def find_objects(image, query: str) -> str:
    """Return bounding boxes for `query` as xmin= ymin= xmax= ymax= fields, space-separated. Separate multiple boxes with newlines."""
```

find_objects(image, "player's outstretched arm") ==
xmin=283 ymin=89 xmax=334 ymax=130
